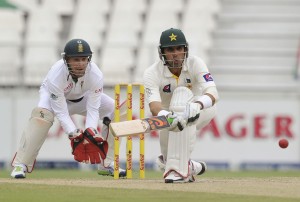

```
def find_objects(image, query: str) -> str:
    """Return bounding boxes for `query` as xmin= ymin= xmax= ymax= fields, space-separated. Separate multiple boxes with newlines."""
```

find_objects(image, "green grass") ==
xmin=1 ymin=169 xmax=300 ymax=202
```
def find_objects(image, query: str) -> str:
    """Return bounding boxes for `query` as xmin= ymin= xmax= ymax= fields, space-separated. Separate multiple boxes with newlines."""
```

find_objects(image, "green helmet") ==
xmin=62 ymin=39 xmax=92 ymax=58
xmin=159 ymin=28 xmax=188 ymax=48
xmin=158 ymin=28 xmax=189 ymax=65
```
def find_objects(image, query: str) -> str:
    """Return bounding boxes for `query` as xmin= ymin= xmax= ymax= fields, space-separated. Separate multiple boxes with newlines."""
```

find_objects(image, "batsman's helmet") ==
xmin=158 ymin=28 xmax=189 ymax=64
xmin=62 ymin=39 xmax=92 ymax=59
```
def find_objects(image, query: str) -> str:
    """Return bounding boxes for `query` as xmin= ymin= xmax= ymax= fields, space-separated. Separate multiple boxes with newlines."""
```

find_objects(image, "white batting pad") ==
xmin=12 ymin=108 xmax=54 ymax=172
xmin=163 ymin=86 xmax=196 ymax=177
xmin=164 ymin=125 xmax=196 ymax=177
xmin=159 ymin=129 xmax=169 ymax=159
xmin=169 ymin=86 xmax=194 ymax=114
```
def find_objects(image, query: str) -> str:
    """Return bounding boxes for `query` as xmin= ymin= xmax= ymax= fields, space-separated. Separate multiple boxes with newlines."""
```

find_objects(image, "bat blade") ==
xmin=109 ymin=115 xmax=170 ymax=137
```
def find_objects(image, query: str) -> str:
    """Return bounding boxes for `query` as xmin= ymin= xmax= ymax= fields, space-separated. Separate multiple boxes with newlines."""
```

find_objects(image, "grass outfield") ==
xmin=1 ymin=169 xmax=300 ymax=202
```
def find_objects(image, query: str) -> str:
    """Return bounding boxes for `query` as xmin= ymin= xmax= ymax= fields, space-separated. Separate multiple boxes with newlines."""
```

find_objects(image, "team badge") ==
xmin=169 ymin=33 xmax=177 ymax=41
xmin=203 ymin=73 xmax=214 ymax=82
xmin=185 ymin=78 xmax=192 ymax=89
xmin=163 ymin=84 xmax=171 ymax=93
xmin=145 ymin=88 xmax=152 ymax=100
xmin=77 ymin=40 xmax=84 ymax=52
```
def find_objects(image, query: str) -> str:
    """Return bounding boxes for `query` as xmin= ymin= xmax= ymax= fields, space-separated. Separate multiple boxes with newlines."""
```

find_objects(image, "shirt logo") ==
xmin=50 ymin=93 xmax=58 ymax=100
xmin=203 ymin=73 xmax=213 ymax=82
xmin=95 ymin=88 xmax=102 ymax=93
xmin=163 ymin=84 xmax=171 ymax=93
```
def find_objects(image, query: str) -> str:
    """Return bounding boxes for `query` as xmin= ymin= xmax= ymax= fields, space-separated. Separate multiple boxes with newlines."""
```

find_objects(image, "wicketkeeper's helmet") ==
xmin=158 ymin=28 xmax=189 ymax=63
xmin=62 ymin=39 xmax=92 ymax=59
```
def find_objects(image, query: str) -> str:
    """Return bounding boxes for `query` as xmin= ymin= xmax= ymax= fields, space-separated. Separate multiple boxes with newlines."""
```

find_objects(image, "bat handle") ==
xmin=167 ymin=117 xmax=174 ymax=124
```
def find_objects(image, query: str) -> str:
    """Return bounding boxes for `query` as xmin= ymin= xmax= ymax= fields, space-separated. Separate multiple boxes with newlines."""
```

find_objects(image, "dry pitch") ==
xmin=1 ymin=176 xmax=300 ymax=198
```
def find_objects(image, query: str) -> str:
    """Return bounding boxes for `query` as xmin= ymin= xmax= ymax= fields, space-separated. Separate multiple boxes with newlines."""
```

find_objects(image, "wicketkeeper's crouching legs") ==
xmin=11 ymin=107 xmax=54 ymax=178
xmin=97 ymin=100 xmax=127 ymax=177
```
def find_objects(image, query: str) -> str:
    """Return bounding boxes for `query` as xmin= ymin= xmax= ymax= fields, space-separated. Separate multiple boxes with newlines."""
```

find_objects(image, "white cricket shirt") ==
xmin=143 ymin=55 xmax=217 ymax=110
xmin=38 ymin=59 xmax=103 ymax=134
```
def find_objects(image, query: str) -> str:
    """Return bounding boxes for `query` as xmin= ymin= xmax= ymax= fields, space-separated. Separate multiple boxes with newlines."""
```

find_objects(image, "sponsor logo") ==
xmin=115 ymin=93 xmax=120 ymax=110
xmin=140 ymin=154 xmax=145 ymax=170
xmin=114 ymin=154 xmax=119 ymax=171
xmin=128 ymin=93 xmax=132 ymax=109
xmin=146 ymin=116 xmax=170 ymax=130
xmin=140 ymin=92 xmax=144 ymax=110
xmin=127 ymin=149 xmax=132 ymax=170
xmin=64 ymin=82 xmax=73 ymax=92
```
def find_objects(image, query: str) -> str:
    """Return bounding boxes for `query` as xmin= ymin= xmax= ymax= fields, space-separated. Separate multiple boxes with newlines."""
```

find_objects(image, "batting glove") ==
xmin=185 ymin=103 xmax=201 ymax=125
xmin=158 ymin=110 xmax=187 ymax=132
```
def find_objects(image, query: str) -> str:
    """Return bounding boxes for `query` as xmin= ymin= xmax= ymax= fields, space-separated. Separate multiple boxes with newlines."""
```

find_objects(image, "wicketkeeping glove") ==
xmin=69 ymin=129 xmax=85 ymax=162
xmin=83 ymin=127 xmax=108 ymax=164
xmin=69 ymin=128 xmax=108 ymax=164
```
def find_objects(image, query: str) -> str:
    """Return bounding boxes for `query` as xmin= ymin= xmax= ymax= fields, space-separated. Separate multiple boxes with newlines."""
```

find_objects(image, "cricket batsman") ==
xmin=143 ymin=28 xmax=219 ymax=183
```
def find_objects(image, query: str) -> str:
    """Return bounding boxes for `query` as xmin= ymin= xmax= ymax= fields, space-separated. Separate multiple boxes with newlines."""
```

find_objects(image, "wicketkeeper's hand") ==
xmin=158 ymin=110 xmax=187 ymax=132
xmin=69 ymin=128 xmax=108 ymax=164
xmin=83 ymin=127 xmax=108 ymax=164
xmin=68 ymin=128 xmax=84 ymax=141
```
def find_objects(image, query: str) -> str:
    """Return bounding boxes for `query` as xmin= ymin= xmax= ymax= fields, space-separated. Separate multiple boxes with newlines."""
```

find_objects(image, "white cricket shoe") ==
xmin=190 ymin=160 xmax=207 ymax=176
xmin=11 ymin=164 xmax=27 ymax=179
xmin=164 ymin=171 xmax=190 ymax=183
xmin=97 ymin=162 xmax=126 ymax=177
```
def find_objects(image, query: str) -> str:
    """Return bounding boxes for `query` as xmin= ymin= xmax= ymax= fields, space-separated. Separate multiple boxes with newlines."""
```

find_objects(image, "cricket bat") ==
xmin=109 ymin=115 xmax=171 ymax=137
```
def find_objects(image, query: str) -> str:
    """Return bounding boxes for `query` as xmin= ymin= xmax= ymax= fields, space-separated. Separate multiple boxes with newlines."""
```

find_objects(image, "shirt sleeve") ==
xmin=47 ymin=79 xmax=77 ymax=134
xmin=143 ymin=66 xmax=161 ymax=104
xmin=85 ymin=75 xmax=102 ymax=130
xmin=192 ymin=57 xmax=217 ymax=93
xmin=191 ymin=56 xmax=219 ymax=101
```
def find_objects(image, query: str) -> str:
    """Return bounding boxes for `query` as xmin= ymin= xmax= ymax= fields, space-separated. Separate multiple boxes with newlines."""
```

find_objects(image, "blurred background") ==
xmin=0 ymin=0 xmax=300 ymax=172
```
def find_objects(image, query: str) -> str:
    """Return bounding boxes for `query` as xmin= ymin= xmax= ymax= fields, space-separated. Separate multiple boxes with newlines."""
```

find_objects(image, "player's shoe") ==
xmin=11 ymin=164 xmax=27 ymax=179
xmin=164 ymin=171 xmax=190 ymax=183
xmin=188 ymin=160 xmax=207 ymax=182
xmin=190 ymin=160 xmax=207 ymax=176
xmin=97 ymin=162 xmax=126 ymax=177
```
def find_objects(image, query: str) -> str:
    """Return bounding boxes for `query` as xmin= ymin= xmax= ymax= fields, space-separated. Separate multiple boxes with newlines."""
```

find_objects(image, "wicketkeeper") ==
xmin=143 ymin=28 xmax=219 ymax=183
xmin=11 ymin=39 xmax=126 ymax=178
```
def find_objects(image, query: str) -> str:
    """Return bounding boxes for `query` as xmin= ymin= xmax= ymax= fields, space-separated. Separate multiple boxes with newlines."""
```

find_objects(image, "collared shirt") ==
xmin=143 ymin=55 xmax=217 ymax=109
xmin=39 ymin=59 xmax=103 ymax=133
